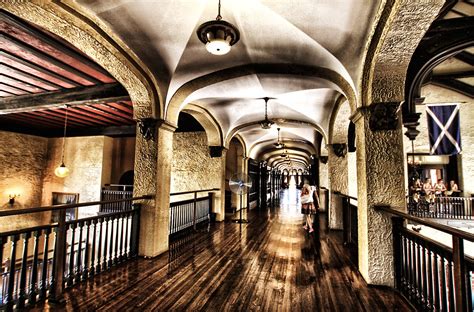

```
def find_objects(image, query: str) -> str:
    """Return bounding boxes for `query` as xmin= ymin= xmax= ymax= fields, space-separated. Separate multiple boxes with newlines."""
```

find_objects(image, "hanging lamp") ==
xmin=274 ymin=127 xmax=284 ymax=148
xmin=196 ymin=0 xmax=240 ymax=55
xmin=54 ymin=105 xmax=70 ymax=178
xmin=260 ymin=97 xmax=274 ymax=129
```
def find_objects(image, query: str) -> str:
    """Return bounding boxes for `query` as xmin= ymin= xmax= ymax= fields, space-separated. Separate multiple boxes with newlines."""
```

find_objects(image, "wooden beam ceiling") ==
xmin=0 ymin=83 xmax=130 ymax=113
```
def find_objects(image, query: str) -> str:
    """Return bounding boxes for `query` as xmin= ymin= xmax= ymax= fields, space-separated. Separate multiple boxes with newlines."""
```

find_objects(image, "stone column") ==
xmin=327 ymin=143 xmax=348 ymax=230
xmin=133 ymin=119 xmax=175 ymax=257
xmin=352 ymin=103 xmax=406 ymax=286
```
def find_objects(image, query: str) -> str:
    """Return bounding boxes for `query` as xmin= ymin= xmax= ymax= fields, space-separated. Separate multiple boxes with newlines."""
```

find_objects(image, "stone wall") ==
xmin=171 ymin=132 xmax=222 ymax=202
xmin=319 ymin=162 xmax=329 ymax=188
xmin=403 ymin=85 xmax=474 ymax=195
xmin=42 ymin=136 xmax=107 ymax=218
xmin=110 ymin=137 xmax=135 ymax=184
xmin=0 ymin=131 xmax=49 ymax=231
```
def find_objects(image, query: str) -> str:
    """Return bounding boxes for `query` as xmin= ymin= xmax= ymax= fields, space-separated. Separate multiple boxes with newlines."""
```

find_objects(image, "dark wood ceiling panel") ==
xmin=0 ymin=10 xmax=134 ymax=137
xmin=0 ymin=74 xmax=46 ymax=93
xmin=0 ymin=52 xmax=79 ymax=88
xmin=0 ymin=34 xmax=99 ymax=86
xmin=0 ymin=82 xmax=29 ymax=95
xmin=0 ymin=63 xmax=59 ymax=91
xmin=0 ymin=14 xmax=114 ymax=83
xmin=0 ymin=91 xmax=13 ymax=97
xmin=109 ymin=101 xmax=134 ymax=115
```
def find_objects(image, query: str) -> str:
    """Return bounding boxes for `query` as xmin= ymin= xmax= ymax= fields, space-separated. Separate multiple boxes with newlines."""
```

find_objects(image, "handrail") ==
xmin=375 ymin=205 xmax=474 ymax=242
xmin=0 ymin=195 xmax=153 ymax=217
xmin=170 ymin=188 xmax=219 ymax=196
xmin=332 ymin=191 xmax=358 ymax=201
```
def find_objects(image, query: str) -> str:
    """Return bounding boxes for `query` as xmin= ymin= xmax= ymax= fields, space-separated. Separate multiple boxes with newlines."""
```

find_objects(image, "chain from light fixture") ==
xmin=260 ymin=97 xmax=275 ymax=129
xmin=54 ymin=105 xmax=70 ymax=178
xmin=196 ymin=0 xmax=240 ymax=55
xmin=274 ymin=127 xmax=284 ymax=148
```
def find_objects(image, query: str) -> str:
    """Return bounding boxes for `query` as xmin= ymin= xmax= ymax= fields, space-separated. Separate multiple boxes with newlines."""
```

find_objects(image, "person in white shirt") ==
xmin=301 ymin=184 xmax=317 ymax=233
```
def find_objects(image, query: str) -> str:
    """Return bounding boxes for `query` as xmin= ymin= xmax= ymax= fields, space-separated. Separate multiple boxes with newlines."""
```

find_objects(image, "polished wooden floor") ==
xmin=33 ymin=188 xmax=412 ymax=311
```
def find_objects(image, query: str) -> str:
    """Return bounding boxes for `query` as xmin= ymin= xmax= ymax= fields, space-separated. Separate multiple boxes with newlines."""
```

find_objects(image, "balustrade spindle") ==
xmin=90 ymin=219 xmax=98 ymax=276
xmin=114 ymin=216 xmax=119 ymax=265
xmin=427 ymin=250 xmax=434 ymax=310
xmin=108 ymin=216 xmax=114 ymax=267
xmin=28 ymin=230 xmax=41 ymax=304
xmin=103 ymin=217 xmax=109 ymax=270
xmin=416 ymin=241 xmax=422 ymax=306
xmin=83 ymin=220 xmax=91 ymax=280
xmin=18 ymin=232 xmax=30 ymax=308
xmin=67 ymin=223 xmax=76 ymax=286
xmin=6 ymin=234 xmax=19 ymax=310
xmin=119 ymin=213 xmax=125 ymax=262
xmin=39 ymin=228 xmax=50 ymax=300
xmin=440 ymin=258 xmax=447 ymax=311
xmin=433 ymin=254 xmax=440 ymax=310
xmin=97 ymin=218 xmax=103 ymax=274
xmin=75 ymin=221 xmax=84 ymax=283
xmin=421 ymin=246 xmax=428 ymax=308
xmin=447 ymin=260 xmax=455 ymax=311
xmin=124 ymin=214 xmax=130 ymax=258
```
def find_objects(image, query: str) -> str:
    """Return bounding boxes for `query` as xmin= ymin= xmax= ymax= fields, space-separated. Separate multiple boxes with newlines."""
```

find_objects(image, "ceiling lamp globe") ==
xmin=197 ymin=0 xmax=240 ymax=56
xmin=54 ymin=163 xmax=70 ymax=178
xmin=206 ymin=37 xmax=231 ymax=55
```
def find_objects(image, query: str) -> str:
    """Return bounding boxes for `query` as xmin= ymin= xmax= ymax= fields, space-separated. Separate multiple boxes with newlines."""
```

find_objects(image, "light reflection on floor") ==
xmin=278 ymin=185 xmax=302 ymax=218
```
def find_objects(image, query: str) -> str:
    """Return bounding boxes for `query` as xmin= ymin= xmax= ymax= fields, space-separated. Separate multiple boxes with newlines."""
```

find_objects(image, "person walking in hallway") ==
xmin=301 ymin=184 xmax=317 ymax=233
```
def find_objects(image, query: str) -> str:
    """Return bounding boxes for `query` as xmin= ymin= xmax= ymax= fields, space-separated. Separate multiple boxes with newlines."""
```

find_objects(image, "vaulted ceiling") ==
xmin=1 ymin=1 xmax=472 ymax=171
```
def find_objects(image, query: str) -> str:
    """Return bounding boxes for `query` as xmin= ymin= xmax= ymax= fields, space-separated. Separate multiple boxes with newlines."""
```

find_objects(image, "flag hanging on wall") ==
xmin=426 ymin=103 xmax=462 ymax=155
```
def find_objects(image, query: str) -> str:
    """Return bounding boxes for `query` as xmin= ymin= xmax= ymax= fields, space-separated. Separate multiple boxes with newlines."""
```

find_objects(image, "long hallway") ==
xmin=34 ymin=188 xmax=412 ymax=311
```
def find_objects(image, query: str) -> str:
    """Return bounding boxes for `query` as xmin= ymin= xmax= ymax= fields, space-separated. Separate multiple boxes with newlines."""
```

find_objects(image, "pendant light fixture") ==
xmin=260 ymin=97 xmax=274 ymax=129
xmin=197 ymin=0 xmax=240 ymax=55
xmin=54 ymin=105 xmax=70 ymax=178
xmin=274 ymin=127 xmax=284 ymax=148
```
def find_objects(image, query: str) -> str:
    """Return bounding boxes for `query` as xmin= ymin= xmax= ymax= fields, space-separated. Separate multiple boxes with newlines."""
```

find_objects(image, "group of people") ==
xmin=410 ymin=178 xmax=459 ymax=197
xmin=300 ymin=184 xmax=320 ymax=233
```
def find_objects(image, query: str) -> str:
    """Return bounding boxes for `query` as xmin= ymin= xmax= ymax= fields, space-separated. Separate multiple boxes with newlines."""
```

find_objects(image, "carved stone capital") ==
xmin=368 ymin=102 xmax=401 ymax=131
xmin=331 ymin=143 xmax=347 ymax=158
xmin=209 ymin=146 xmax=226 ymax=158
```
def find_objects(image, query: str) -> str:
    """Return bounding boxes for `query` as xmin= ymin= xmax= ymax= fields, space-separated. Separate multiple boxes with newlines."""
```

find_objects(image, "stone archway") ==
xmin=354 ymin=0 xmax=445 ymax=286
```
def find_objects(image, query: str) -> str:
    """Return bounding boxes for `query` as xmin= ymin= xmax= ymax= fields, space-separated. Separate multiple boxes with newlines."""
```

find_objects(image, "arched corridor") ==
xmin=33 ymin=191 xmax=410 ymax=311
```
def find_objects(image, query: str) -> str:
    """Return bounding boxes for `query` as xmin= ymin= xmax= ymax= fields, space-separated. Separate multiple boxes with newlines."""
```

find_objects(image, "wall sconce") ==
xmin=9 ymin=194 xmax=20 ymax=206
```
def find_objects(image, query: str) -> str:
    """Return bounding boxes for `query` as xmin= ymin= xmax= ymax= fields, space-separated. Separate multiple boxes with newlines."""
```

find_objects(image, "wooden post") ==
xmin=50 ymin=208 xmax=66 ymax=303
xmin=392 ymin=217 xmax=404 ymax=290
xmin=208 ymin=192 xmax=214 ymax=220
xmin=342 ymin=196 xmax=348 ymax=245
xmin=452 ymin=236 xmax=467 ymax=312
xmin=193 ymin=192 xmax=197 ymax=231
xmin=130 ymin=203 xmax=141 ymax=257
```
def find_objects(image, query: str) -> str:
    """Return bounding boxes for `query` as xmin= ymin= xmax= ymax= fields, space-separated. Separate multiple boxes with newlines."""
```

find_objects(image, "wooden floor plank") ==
xmin=31 ymin=189 xmax=413 ymax=312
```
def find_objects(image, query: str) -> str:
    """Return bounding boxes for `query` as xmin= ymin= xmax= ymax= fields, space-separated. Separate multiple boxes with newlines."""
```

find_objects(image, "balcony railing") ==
xmin=169 ymin=189 xmax=217 ymax=235
xmin=0 ymin=195 xmax=150 ymax=311
xmin=100 ymin=184 xmax=133 ymax=213
xmin=377 ymin=205 xmax=474 ymax=311
xmin=407 ymin=195 xmax=474 ymax=220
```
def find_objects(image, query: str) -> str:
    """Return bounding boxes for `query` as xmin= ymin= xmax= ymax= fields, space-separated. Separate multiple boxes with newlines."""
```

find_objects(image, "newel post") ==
xmin=392 ymin=217 xmax=404 ymax=290
xmin=452 ymin=236 xmax=467 ymax=311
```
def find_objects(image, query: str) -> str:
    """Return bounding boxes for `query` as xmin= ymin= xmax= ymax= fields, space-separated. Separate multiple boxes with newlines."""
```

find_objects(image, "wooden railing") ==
xmin=100 ymin=184 xmax=133 ymax=213
xmin=376 ymin=205 xmax=474 ymax=312
xmin=333 ymin=192 xmax=358 ymax=265
xmin=407 ymin=195 xmax=474 ymax=220
xmin=0 ymin=195 xmax=150 ymax=311
xmin=169 ymin=189 xmax=217 ymax=235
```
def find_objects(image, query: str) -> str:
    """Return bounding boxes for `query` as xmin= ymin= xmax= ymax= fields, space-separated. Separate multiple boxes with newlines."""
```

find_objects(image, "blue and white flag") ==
xmin=426 ymin=103 xmax=461 ymax=155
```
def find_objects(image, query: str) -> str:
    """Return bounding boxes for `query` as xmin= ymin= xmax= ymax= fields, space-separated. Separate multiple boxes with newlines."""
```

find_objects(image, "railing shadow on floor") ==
xmin=0 ymin=195 xmax=151 ymax=311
